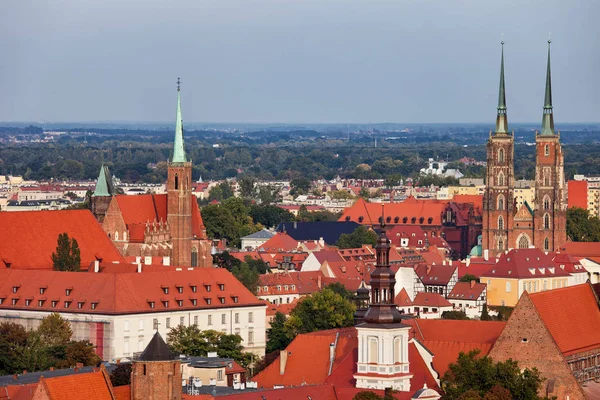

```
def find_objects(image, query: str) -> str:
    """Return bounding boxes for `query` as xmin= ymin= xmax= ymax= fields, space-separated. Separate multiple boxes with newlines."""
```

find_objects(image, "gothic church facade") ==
xmin=482 ymin=42 xmax=567 ymax=257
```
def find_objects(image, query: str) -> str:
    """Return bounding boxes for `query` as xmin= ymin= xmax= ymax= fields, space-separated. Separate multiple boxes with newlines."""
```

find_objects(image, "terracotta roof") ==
xmin=415 ymin=264 xmax=457 ymax=286
xmin=115 ymin=194 xmax=206 ymax=241
xmin=529 ymin=283 xmax=600 ymax=356
xmin=258 ymin=233 xmax=300 ymax=252
xmin=560 ymin=241 xmax=600 ymax=257
xmin=552 ymin=252 xmax=588 ymax=274
xmin=481 ymin=248 xmax=570 ymax=279
xmin=215 ymin=384 xmax=338 ymax=400
xmin=339 ymin=197 xmax=447 ymax=226
xmin=412 ymin=293 xmax=452 ymax=307
xmin=0 ymin=210 xmax=125 ymax=270
xmin=452 ymin=194 xmax=483 ymax=211
xmin=0 ymin=384 xmax=37 ymax=400
xmin=457 ymin=258 xmax=496 ymax=279
xmin=0 ymin=268 xmax=264 ymax=315
xmin=112 ymin=385 xmax=130 ymax=400
xmin=386 ymin=225 xmax=450 ymax=250
xmin=422 ymin=341 xmax=494 ymax=378
xmin=265 ymin=298 xmax=300 ymax=317
xmin=447 ymin=281 xmax=486 ymax=300
xmin=39 ymin=371 xmax=114 ymax=400
xmin=314 ymin=251 xmax=345 ymax=264
xmin=394 ymin=288 xmax=413 ymax=307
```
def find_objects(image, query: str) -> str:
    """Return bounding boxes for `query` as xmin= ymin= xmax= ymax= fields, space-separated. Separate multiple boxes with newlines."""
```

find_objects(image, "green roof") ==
xmin=93 ymin=164 xmax=114 ymax=197
xmin=171 ymin=87 xmax=187 ymax=163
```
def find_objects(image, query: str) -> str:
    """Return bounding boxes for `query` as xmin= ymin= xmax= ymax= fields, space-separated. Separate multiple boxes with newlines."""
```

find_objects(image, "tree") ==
xmin=219 ymin=181 xmax=234 ymax=200
xmin=290 ymin=177 xmax=311 ymax=195
xmin=38 ymin=313 xmax=72 ymax=347
xmin=213 ymin=251 xmax=242 ymax=271
xmin=324 ymin=282 xmax=356 ymax=302
xmin=384 ymin=173 xmax=403 ymax=188
xmin=459 ymin=274 xmax=479 ymax=283
xmin=442 ymin=349 xmax=547 ymax=400
xmin=57 ymin=341 xmax=101 ymax=369
xmin=217 ymin=333 xmax=253 ymax=368
xmin=480 ymin=303 xmax=492 ymax=321
xmin=266 ymin=312 xmax=291 ymax=353
xmin=284 ymin=288 xmax=356 ymax=338
xmin=239 ymin=176 xmax=257 ymax=198
xmin=51 ymin=233 xmax=81 ymax=272
xmin=0 ymin=322 xmax=29 ymax=374
xmin=567 ymin=207 xmax=600 ymax=241
xmin=336 ymin=226 xmax=378 ymax=249
xmin=358 ymin=187 xmax=370 ymax=199
xmin=330 ymin=190 xmax=354 ymax=200
xmin=253 ymin=351 xmax=280 ymax=376
xmin=110 ymin=363 xmax=132 ymax=387
xmin=442 ymin=310 xmax=470 ymax=320
xmin=232 ymin=262 xmax=260 ymax=294
xmin=353 ymin=391 xmax=384 ymax=400
xmin=250 ymin=205 xmax=294 ymax=228
xmin=244 ymin=255 xmax=269 ymax=274
xmin=207 ymin=185 xmax=224 ymax=202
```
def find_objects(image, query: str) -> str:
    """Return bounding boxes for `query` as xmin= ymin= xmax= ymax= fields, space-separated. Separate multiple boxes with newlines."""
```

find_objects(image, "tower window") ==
xmin=175 ymin=174 xmax=179 ymax=190
xmin=543 ymin=196 xmax=550 ymax=210
xmin=518 ymin=234 xmax=530 ymax=249
xmin=545 ymin=144 xmax=550 ymax=156
xmin=498 ymin=148 xmax=505 ymax=163
xmin=544 ymin=237 xmax=550 ymax=251
xmin=498 ymin=238 xmax=504 ymax=251
xmin=497 ymin=195 xmax=505 ymax=211
xmin=498 ymin=216 xmax=504 ymax=230
xmin=191 ymin=248 xmax=198 ymax=267
xmin=544 ymin=213 xmax=551 ymax=230
xmin=497 ymin=172 xmax=505 ymax=186
xmin=544 ymin=176 xmax=550 ymax=186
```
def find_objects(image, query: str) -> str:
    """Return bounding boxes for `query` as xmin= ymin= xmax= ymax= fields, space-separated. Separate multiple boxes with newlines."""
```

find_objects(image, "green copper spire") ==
xmin=93 ymin=164 xmax=114 ymax=197
xmin=540 ymin=40 xmax=555 ymax=136
xmin=171 ymin=78 xmax=187 ymax=163
xmin=495 ymin=40 xmax=508 ymax=135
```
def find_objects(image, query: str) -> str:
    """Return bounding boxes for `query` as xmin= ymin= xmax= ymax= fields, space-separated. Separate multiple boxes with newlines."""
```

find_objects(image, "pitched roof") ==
xmin=112 ymin=385 xmax=130 ymax=400
xmin=552 ymin=252 xmax=588 ymax=274
xmin=394 ymin=288 xmax=413 ymax=307
xmin=447 ymin=281 xmax=486 ymax=301
xmin=528 ymin=283 xmax=600 ymax=355
xmin=0 ymin=268 xmax=264 ymax=315
xmin=339 ymin=197 xmax=447 ymax=226
xmin=276 ymin=222 xmax=361 ymax=245
xmin=40 ymin=370 xmax=114 ymax=400
xmin=457 ymin=258 xmax=496 ymax=279
xmin=258 ymin=233 xmax=300 ymax=252
xmin=452 ymin=194 xmax=483 ymax=211
xmin=114 ymin=194 xmax=206 ymax=241
xmin=242 ymin=230 xmax=275 ymax=240
xmin=314 ymin=250 xmax=345 ymax=264
xmin=481 ymin=248 xmax=570 ymax=279
xmin=414 ymin=264 xmax=457 ymax=286
xmin=138 ymin=332 xmax=175 ymax=361
xmin=560 ymin=241 xmax=600 ymax=258
xmin=0 ymin=210 xmax=125 ymax=270
xmin=412 ymin=293 xmax=452 ymax=307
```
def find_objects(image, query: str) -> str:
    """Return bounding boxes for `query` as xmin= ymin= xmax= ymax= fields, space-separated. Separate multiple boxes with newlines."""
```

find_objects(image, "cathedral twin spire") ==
xmin=172 ymin=78 xmax=187 ymax=163
xmin=493 ymin=40 xmax=556 ymax=136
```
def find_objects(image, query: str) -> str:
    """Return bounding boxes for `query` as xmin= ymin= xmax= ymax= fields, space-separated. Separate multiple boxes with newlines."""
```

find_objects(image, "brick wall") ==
xmin=131 ymin=360 xmax=182 ymax=400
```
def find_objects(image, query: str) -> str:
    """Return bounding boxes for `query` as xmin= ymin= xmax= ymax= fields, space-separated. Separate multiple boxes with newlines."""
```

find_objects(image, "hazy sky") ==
xmin=1 ymin=0 xmax=598 ymax=124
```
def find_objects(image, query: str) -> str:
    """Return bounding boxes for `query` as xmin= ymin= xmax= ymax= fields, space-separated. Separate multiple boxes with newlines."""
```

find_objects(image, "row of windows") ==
xmin=496 ymin=214 xmax=552 ymax=231
xmin=502 ymin=279 xmax=567 ymax=294
xmin=495 ymin=144 xmax=551 ymax=164
xmin=257 ymin=284 xmax=296 ymax=293
xmin=161 ymin=283 xmax=225 ymax=295
xmin=0 ymin=297 xmax=98 ymax=309
xmin=136 ymin=312 xmax=256 ymax=331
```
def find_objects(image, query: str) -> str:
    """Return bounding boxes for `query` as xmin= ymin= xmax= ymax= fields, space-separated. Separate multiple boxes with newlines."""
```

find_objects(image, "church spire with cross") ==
xmin=495 ymin=40 xmax=509 ymax=135
xmin=540 ymin=39 xmax=556 ymax=136
xmin=171 ymin=78 xmax=187 ymax=163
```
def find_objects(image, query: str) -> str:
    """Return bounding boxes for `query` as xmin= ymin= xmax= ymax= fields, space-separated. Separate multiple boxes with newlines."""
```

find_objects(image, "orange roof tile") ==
xmin=40 ymin=371 xmax=114 ymax=400
xmin=447 ymin=281 xmax=486 ymax=300
xmin=481 ymin=248 xmax=570 ymax=279
xmin=0 ymin=210 xmax=125 ymax=270
xmin=0 ymin=268 xmax=264 ymax=314
xmin=423 ymin=341 xmax=494 ymax=378
xmin=405 ymin=319 xmax=505 ymax=345
xmin=413 ymin=292 xmax=452 ymax=307
xmin=339 ymin=197 xmax=447 ymax=226
xmin=529 ymin=283 xmax=600 ymax=355
xmin=394 ymin=287 xmax=413 ymax=307
xmin=258 ymin=233 xmax=300 ymax=252
xmin=113 ymin=385 xmax=130 ymax=400
xmin=560 ymin=241 xmax=600 ymax=257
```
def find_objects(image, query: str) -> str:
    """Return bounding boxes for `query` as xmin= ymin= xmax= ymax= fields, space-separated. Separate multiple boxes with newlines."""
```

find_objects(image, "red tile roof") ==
xmin=0 ymin=268 xmax=264 ymax=315
xmin=457 ymin=258 xmax=496 ymax=279
xmin=112 ymin=385 xmax=130 ymax=400
xmin=314 ymin=250 xmax=345 ymax=264
xmin=552 ymin=252 xmax=588 ymax=274
xmin=115 ymin=194 xmax=206 ymax=241
xmin=339 ymin=197 xmax=447 ymax=226
xmin=0 ymin=210 xmax=125 ymax=270
xmin=559 ymin=242 xmax=600 ymax=258
xmin=394 ymin=288 xmax=413 ymax=307
xmin=480 ymin=248 xmax=571 ymax=279
xmin=452 ymin=194 xmax=483 ymax=211
xmin=0 ymin=384 xmax=37 ymax=400
xmin=259 ymin=233 xmax=300 ymax=252
xmin=386 ymin=225 xmax=450 ymax=250
xmin=414 ymin=264 xmax=457 ymax=286
xmin=528 ymin=283 xmax=600 ymax=356
xmin=412 ymin=293 xmax=452 ymax=307
xmin=447 ymin=281 xmax=486 ymax=301
xmin=39 ymin=370 xmax=114 ymax=400
xmin=215 ymin=384 xmax=338 ymax=400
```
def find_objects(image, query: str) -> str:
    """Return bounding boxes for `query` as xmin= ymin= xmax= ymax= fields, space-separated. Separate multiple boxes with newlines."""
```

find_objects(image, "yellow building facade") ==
xmin=483 ymin=276 xmax=569 ymax=307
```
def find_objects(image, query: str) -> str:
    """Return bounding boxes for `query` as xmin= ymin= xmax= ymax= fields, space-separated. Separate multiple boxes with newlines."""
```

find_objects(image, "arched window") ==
xmin=191 ymin=247 xmax=198 ymax=267
xmin=403 ymin=217 xmax=408 ymax=223
xmin=544 ymin=176 xmax=550 ymax=186
xmin=497 ymin=172 xmax=505 ymax=186
xmin=393 ymin=337 xmax=402 ymax=364
xmin=175 ymin=174 xmax=179 ymax=190
xmin=498 ymin=148 xmax=505 ymax=163
xmin=545 ymin=144 xmax=550 ymax=156
xmin=497 ymin=194 xmax=505 ymax=211
xmin=543 ymin=196 xmax=550 ymax=210
xmin=518 ymin=234 xmax=530 ymax=249
xmin=411 ymin=217 xmax=416 ymax=224
xmin=544 ymin=213 xmax=551 ymax=230
xmin=368 ymin=338 xmax=378 ymax=363
xmin=115 ymin=231 xmax=119 ymax=241
xmin=544 ymin=237 xmax=550 ymax=251
xmin=498 ymin=238 xmax=504 ymax=251
xmin=498 ymin=215 xmax=504 ymax=230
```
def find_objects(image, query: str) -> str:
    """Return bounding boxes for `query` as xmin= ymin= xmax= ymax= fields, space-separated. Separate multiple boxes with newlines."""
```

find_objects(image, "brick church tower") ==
xmin=167 ymin=79 xmax=193 ymax=267
xmin=482 ymin=42 xmax=515 ymax=257
xmin=132 ymin=331 xmax=182 ymax=400
xmin=91 ymin=164 xmax=115 ymax=223
xmin=532 ymin=41 xmax=567 ymax=251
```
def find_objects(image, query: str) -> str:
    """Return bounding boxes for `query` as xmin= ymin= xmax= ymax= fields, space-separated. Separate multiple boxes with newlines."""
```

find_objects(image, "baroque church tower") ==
xmin=354 ymin=208 xmax=412 ymax=391
xmin=532 ymin=41 xmax=567 ymax=251
xmin=167 ymin=79 xmax=194 ymax=267
xmin=482 ymin=42 xmax=514 ymax=256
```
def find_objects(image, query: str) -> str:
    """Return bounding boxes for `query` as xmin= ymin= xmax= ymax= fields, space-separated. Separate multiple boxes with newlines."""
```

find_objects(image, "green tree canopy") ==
xmin=266 ymin=312 xmax=292 ymax=354
xmin=249 ymin=204 xmax=294 ymax=229
xmin=38 ymin=313 xmax=73 ymax=347
xmin=336 ymin=226 xmax=378 ymax=249
xmin=459 ymin=274 xmax=479 ymax=283
xmin=110 ymin=363 xmax=133 ymax=387
xmin=231 ymin=262 xmax=260 ymax=294
xmin=284 ymin=288 xmax=356 ymax=338
xmin=567 ymin=207 xmax=600 ymax=241
xmin=442 ymin=349 xmax=548 ymax=400
xmin=442 ymin=310 xmax=470 ymax=320
xmin=238 ymin=176 xmax=257 ymax=198
xmin=51 ymin=233 xmax=81 ymax=271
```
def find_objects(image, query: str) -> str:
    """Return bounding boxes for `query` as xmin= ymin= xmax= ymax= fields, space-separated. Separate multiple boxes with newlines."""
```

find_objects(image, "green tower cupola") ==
xmin=171 ymin=78 xmax=187 ymax=163
xmin=540 ymin=40 xmax=555 ymax=136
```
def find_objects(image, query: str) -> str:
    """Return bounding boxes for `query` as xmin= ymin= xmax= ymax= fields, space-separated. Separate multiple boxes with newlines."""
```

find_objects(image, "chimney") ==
xmin=449 ymin=260 xmax=452 ymax=266
xmin=22 ymin=370 xmax=27 ymax=374
xmin=319 ymin=237 xmax=324 ymax=247
xmin=293 ymin=221 xmax=297 ymax=229
xmin=470 ymin=280 xmax=476 ymax=289
xmin=317 ymin=274 xmax=322 ymax=289
xmin=136 ymin=256 xmax=141 ymax=264
xmin=466 ymin=258 xmax=471 ymax=266
xmin=279 ymin=350 xmax=288 ymax=375
xmin=94 ymin=260 xmax=100 ymax=273
xmin=76 ymin=363 xmax=83 ymax=369
xmin=163 ymin=256 xmax=171 ymax=266
xmin=483 ymin=249 xmax=489 ymax=261
xmin=137 ymin=263 xmax=142 ymax=273
xmin=49 ymin=367 xmax=54 ymax=371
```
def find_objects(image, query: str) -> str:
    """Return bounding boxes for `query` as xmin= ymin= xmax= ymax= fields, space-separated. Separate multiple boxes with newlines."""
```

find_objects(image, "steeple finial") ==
xmin=171 ymin=78 xmax=187 ymax=163
xmin=540 ymin=39 xmax=555 ymax=136
xmin=495 ymin=39 xmax=508 ymax=135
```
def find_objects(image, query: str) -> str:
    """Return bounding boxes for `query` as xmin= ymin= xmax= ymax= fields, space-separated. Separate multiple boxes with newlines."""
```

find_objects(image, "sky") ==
xmin=0 ymin=0 xmax=598 ymax=124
